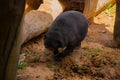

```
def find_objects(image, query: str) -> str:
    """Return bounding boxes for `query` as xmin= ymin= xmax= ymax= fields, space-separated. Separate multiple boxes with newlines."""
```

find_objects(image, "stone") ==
xmin=21 ymin=10 xmax=53 ymax=44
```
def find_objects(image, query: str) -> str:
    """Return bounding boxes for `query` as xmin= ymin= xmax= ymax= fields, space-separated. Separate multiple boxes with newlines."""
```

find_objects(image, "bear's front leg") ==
xmin=54 ymin=45 xmax=75 ymax=61
xmin=54 ymin=49 xmax=58 ymax=55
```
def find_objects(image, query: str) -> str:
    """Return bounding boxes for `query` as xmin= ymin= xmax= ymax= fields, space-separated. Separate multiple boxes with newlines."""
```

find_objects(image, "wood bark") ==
xmin=0 ymin=0 xmax=25 ymax=80
xmin=113 ymin=0 xmax=120 ymax=47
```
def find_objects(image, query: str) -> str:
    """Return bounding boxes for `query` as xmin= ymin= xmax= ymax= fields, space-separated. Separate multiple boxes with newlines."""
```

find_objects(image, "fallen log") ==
xmin=21 ymin=11 xmax=53 ymax=44
xmin=21 ymin=0 xmax=64 ymax=44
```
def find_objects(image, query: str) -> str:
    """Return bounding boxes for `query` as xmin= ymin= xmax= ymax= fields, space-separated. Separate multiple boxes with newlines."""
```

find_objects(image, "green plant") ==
xmin=31 ymin=54 xmax=40 ymax=63
xmin=18 ymin=61 xmax=26 ymax=69
xmin=91 ymin=48 xmax=102 ymax=54
xmin=76 ymin=69 xmax=84 ymax=74
xmin=72 ymin=64 xmax=89 ymax=75
xmin=27 ymin=50 xmax=33 ymax=54
xmin=106 ymin=4 xmax=112 ymax=10
xmin=47 ymin=64 xmax=56 ymax=71
xmin=82 ymin=46 xmax=90 ymax=50
xmin=105 ymin=4 xmax=116 ymax=14
xmin=113 ymin=4 xmax=116 ymax=10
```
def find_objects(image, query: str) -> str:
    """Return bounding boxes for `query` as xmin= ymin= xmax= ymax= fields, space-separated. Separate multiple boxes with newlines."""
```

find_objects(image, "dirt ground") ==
xmin=17 ymin=5 xmax=120 ymax=80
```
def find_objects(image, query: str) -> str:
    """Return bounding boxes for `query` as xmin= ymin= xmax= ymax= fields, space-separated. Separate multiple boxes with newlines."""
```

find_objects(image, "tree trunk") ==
xmin=113 ymin=0 xmax=120 ymax=47
xmin=0 ymin=0 xmax=25 ymax=80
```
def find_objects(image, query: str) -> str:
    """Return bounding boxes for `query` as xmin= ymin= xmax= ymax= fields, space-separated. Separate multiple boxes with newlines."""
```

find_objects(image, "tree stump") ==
xmin=113 ymin=0 xmax=120 ymax=47
xmin=0 ymin=0 xmax=25 ymax=80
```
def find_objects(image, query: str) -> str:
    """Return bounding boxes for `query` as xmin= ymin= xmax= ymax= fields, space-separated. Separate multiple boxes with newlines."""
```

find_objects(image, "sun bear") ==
xmin=44 ymin=10 xmax=88 ymax=61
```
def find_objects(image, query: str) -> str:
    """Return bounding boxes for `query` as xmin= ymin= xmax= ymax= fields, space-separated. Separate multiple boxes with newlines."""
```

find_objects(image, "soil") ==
xmin=17 ymin=5 xmax=120 ymax=80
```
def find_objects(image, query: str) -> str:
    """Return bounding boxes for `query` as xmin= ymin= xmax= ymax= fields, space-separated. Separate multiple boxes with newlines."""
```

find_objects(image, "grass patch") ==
xmin=82 ymin=46 xmax=102 ymax=55
xmin=105 ymin=4 xmax=116 ymax=15
xmin=91 ymin=48 xmax=102 ymax=54
xmin=82 ymin=46 xmax=90 ymax=50
xmin=27 ymin=50 xmax=33 ymax=54
xmin=18 ymin=61 xmax=26 ymax=69
xmin=31 ymin=54 xmax=41 ymax=63
xmin=106 ymin=3 xmax=113 ymax=10
xmin=72 ymin=64 xmax=89 ymax=75
xmin=47 ymin=63 xmax=56 ymax=71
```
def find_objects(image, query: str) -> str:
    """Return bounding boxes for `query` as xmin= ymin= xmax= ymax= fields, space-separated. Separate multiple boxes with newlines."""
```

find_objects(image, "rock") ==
xmin=21 ymin=10 xmax=53 ymax=44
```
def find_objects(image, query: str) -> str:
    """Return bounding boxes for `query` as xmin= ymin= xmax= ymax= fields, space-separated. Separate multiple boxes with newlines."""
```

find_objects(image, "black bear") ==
xmin=44 ymin=10 xmax=88 ymax=61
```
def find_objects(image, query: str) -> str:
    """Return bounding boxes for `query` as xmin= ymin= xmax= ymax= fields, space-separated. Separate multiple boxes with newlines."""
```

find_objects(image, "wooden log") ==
xmin=84 ymin=0 xmax=116 ymax=19
xmin=0 ymin=0 xmax=25 ymax=80
xmin=21 ymin=11 xmax=53 ymax=44
xmin=21 ymin=0 xmax=64 ymax=44
xmin=83 ymin=0 xmax=98 ymax=19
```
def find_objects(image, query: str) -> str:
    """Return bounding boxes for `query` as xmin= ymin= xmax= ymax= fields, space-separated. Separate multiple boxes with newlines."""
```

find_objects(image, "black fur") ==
xmin=44 ymin=11 xmax=88 ymax=61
